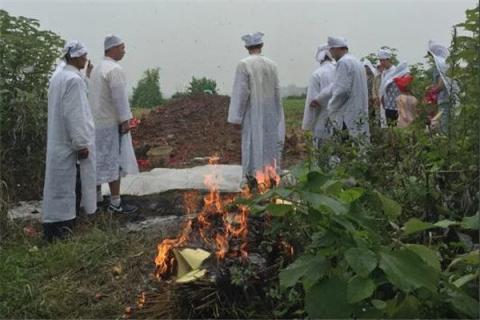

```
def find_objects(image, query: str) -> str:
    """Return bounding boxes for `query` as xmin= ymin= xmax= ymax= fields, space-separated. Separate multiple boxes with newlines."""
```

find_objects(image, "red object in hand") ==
xmin=137 ymin=159 xmax=151 ymax=170
xmin=129 ymin=118 xmax=141 ymax=129
xmin=393 ymin=75 xmax=414 ymax=93
xmin=424 ymin=88 xmax=438 ymax=105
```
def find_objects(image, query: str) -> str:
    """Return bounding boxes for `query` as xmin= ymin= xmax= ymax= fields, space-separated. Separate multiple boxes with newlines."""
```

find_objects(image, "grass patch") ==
xmin=283 ymin=98 xmax=305 ymax=132
xmin=0 ymin=217 xmax=156 ymax=319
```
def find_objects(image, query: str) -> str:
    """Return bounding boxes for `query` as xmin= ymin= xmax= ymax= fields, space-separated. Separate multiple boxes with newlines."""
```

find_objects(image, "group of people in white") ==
xmin=42 ymin=32 xmax=455 ymax=240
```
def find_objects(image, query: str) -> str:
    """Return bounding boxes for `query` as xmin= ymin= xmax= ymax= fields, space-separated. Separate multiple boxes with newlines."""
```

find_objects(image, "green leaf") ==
xmin=338 ymin=188 xmax=364 ymax=204
xmin=305 ymin=277 xmax=353 ymax=318
xmin=305 ymin=171 xmax=329 ymax=191
xmin=448 ymin=250 xmax=480 ymax=270
xmin=265 ymin=203 xmax=292 ymax=217
xmin=452 ymin=273 xmax=478 ymax=288
xmin=405 ymin=244 xmax=441 ymax=272
xmin=391 ymin=295 xmax=421 ymax=318
xmin=379 ymin=248 xmax=439 ymax=293
xmin=347 ymin=275 xmax=376 ymax=303
xmin=434 ymin=219 xmax=458 ymax=228
xmin=402 ymin=218 xmax=435 ymax=236
xmin=302 ymin=191 xmax=348 ymax=215
xmin=446 ymin=286 xmax=480 ymax=318
xmin=371 ymin=299 xmax=387 ymax=310
xmin=375 ymin=191 xmax=401 ymax=219
xmin=279 ymin=254 xmax=326 ymax=289
xmin=461 ymin=212 xmax=480 ymax=230
xmin=344 ymin=248 xmax=378 ymax=277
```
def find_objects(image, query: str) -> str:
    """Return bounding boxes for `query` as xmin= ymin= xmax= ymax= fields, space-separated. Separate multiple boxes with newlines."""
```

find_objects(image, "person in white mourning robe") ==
xmin=227 ymin=32 xmax=285 ymax=187
xmin=426 ymin=40 xmax=459 ymax=133
xmin=42 ymin=40 xmax=97 ymax=241
xmin=89 ymin=35 xmax=139 ymax=214
xmin=326 ymin=36 xmax=370 ymax=142
xmin=377 ymin=48 xmax=401 ymax=127
xmin=302 ymin=44 xmax=336 ymax=148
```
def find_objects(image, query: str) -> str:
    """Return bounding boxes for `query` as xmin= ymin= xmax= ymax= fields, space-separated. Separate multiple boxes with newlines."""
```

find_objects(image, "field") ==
xmin=0 ymin=98 xmax=308 ymax=318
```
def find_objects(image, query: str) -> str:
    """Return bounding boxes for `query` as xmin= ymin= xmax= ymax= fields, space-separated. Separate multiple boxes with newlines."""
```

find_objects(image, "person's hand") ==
xmin=86 ymin=60 xmax=94 ymax=78
xmin=78 ymin=148 xmax=89 ymax=159
xmin=309 ymin=100 xmax=321 ymax=108
xmin=120 ymin=120 xmax=130 ymax=134
xmin=233 ymin=123 xmax=242 ymax=130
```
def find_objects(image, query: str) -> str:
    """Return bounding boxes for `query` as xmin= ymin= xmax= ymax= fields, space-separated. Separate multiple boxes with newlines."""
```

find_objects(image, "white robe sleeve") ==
xmin=274 ymin=65 xmax=285 ymax=145
xmin=315 ymin=83 xmax=334 ymax=108
xmin=327 ymin=61 xmax=352 ymax=125
xmin=63 ymin=78 xmax=93 ymax=150
xmin=108 ymin=68 xmax=132 ymax=123
xmin=302 ymin=73 xmax=321 ymax=131
xmin=228 ymin=62 xmax=250 ymax=124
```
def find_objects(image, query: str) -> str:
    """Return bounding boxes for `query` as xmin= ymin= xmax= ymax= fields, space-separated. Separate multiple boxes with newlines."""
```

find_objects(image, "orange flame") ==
xmin=154 ymin=220 xmax=192 ymax=277
xmin=215 ymin=233 xmax=229 ymax=259
xmin=137 ymin=292 xmax=146 ymax=309
xmin=255 ymin=161 xmax=281 ymax=194
xmin=154 ymin=155 xmax=281 ymax=278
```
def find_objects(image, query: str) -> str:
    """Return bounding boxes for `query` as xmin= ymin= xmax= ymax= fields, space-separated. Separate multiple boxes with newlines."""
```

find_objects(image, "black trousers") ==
xmin=385 ymin=109 xmax=399 ymax=127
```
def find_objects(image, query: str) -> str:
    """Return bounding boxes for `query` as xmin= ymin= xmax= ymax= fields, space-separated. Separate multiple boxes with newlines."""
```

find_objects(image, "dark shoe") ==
xmin=107 ymin=202 xmax=138 ymax=214
xmin=42 ymin=218 xmax=76 ymax=242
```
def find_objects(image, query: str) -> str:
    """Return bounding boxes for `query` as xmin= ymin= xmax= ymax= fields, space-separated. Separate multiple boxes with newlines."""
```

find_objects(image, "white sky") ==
xmin=1 ymin=0 xmax=477 ymax=96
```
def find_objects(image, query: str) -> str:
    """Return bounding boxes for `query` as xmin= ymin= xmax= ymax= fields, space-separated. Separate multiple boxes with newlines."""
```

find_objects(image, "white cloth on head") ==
xmin=89 ymin=57 xmax=138 ymax=184
xmin=362 ymin=58 xmax=378 ymax=77
xmin=241 ymin=32 xmax=264 ymax=47
xmin=63 ymin=40 xmax=88 ymax=58
xmin=327 ymin=53 xmax=370 ymax=140
xmin=312 ymin=44 xmax=334 ymax=70
xmin=428 ymin=40 xmax=459 ymax=102
xmin=43 ymin=65 xmax=97 ymax=223
xmin=228 ymin=54 xmax=285 ymax=177
xmin=377 ymin=48 xmax=392 ymax=60
xmin=327 ymin=36 xmax=348 ymax=48
xmin=315 ymin=44 xmax=332 ymax=63
xmin=104 ymin=34 xmax=124 ymax=51
xmin=302 ymin=60 xmax=336 ymax=142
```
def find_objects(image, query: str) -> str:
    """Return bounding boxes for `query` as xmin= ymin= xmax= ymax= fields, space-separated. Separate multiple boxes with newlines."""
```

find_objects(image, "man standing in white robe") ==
xmin=302 ymin=44 xmax=336 ymax=148
xmin=89 ymin=35 xmax=139 ymax=214
xmin=42 ymin=40 xmax=97 ymax=241
xmin=228 ymin=32 xmax=285 ymax=187
xmin=378 ymin=48 xmax=400 ymax=127
xmin=326 ymin=36 xmax=370 ymax=142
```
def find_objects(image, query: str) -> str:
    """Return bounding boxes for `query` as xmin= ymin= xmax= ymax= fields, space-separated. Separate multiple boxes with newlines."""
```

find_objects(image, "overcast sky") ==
xmin=2 ymin=0 xmax=477 ymax=96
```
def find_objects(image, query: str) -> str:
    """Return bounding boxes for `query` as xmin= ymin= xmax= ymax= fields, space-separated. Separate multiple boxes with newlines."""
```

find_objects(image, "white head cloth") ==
xmin=428 ymin=40 xmax=458 ymax=100
xmin=428 ymin=40 xmax=449 ymax=60
xmin=327 ymin=36 xmax=348 ymax=48
xmin=315 ymin=44 xmax=333 ymax=63
xmin=377 ymin=48 xmax=392 ymax=60
xmin=362 ymin=58 xmax=378 ymax=76
xmin=104 ymin=34 xmax=124 ymax=51
xmin=241 ymin=32 xmax=264 ymax=47
xmin=63 ymin=40 xmax=88 ymax=58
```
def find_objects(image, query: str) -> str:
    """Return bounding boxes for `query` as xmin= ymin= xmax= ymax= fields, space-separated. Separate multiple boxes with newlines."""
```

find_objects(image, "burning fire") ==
xmin=154 ymin=157 xmax=280 ymax=279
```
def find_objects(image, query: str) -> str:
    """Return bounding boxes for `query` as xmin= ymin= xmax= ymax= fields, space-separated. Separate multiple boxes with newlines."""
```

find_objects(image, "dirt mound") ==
xmin=131 ymin=94 xmax=304 ymax=170
xmin=132 ymin=94 xmax=241 ymax=168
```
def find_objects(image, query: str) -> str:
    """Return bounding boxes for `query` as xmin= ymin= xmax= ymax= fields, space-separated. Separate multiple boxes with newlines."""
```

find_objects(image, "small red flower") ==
xmin=137 ymin=159 xmax=151 ymax=170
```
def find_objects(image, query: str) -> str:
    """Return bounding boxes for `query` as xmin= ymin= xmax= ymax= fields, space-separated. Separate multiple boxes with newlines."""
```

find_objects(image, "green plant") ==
xmin=187 ymin=76 xmax=217 ymax=95
xmin=130 ymin=67 xmax=163 ymax=108
xmin=0 ymin=10 xmax=64 ymax=205
xmin=247 ymin=164 xmax=478 ymax=318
